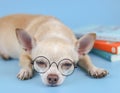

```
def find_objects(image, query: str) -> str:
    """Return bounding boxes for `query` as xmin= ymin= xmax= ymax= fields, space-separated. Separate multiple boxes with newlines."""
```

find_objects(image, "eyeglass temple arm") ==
xmin=31 ymin=61 xmax=34 ymax=65
xmin=74 ymin=61 xmax=79 ymax=68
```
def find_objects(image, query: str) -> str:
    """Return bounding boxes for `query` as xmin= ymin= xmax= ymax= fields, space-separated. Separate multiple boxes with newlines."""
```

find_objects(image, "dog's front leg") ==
xmin=15 ymin=28 xmax=35 ymax=80
xmin=17 ymin=51 xmax=33 ymax=80
xmin=76 ymin=33 xmax=108 ymax=78
xmin=78 ymin=55 xmax=108 ymax=78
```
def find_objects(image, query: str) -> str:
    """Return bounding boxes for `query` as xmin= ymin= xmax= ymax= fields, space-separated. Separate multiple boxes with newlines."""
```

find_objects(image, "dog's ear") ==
xmin=76 ymin=33 xmax=96 ymax=55
xmin=16 ymin=28 xmax=34 ymax=52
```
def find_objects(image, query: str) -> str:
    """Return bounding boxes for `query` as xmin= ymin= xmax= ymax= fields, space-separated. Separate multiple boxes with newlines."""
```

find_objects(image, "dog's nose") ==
xmin=47 ymin=74 xmax=59 ymax=85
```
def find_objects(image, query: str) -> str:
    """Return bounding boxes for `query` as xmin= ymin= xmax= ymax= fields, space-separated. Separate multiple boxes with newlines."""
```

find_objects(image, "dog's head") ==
xmin=16 ymin=28 xmax=96 ymax=86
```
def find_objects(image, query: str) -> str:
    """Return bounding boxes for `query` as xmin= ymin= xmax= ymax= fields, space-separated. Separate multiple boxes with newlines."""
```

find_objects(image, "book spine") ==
xmin=91 ymin=48 xmax=112 ymax=62
xmin=94 ymin=41 xmax=120 ymax=54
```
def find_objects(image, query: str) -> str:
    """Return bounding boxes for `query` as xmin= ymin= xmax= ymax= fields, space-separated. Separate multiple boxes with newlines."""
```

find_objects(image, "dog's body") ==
xmin=0 ymin=14 xmax=108 ymax=86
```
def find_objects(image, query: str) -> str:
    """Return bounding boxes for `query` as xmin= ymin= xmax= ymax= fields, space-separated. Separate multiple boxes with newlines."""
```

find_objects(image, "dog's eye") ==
xmin=36 ymin=61 xmax=47 ymax=68
xmin=64 ymin=63 xmax=72 ymax=67
xmin=61 ymin=63 xmax=72 ymax=70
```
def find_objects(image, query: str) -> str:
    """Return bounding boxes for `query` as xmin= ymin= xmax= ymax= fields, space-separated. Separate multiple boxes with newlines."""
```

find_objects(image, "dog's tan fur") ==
xmin=0 ymin=14 xmax=108 ymax=86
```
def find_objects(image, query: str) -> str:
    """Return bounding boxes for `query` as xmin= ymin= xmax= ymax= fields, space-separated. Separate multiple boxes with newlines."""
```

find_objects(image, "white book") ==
xmin=74 ymin=25 xmax=120 ymax=42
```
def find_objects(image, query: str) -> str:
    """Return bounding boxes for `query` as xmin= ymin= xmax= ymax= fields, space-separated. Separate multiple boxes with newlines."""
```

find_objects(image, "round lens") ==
xmin=58 ymin=59 xmax=74 ymax=76
xmin=34 ymin=56 xmax=50 ymax=73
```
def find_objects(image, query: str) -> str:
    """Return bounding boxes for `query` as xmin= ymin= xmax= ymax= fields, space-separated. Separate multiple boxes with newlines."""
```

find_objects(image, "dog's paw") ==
xmin=17 ymin=68 xmax=33 ymax=80
xmin=88 ymin=67 xmax=108 ymax=78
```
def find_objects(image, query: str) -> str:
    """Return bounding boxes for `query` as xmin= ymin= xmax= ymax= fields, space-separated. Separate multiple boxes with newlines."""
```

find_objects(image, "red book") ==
xmin=94 ymin=40 xmax=120 ymax=54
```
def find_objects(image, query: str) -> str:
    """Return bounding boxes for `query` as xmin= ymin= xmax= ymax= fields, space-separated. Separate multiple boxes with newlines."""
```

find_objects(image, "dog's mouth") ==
xmin=48 ymin=83 xmax=58 ymax=87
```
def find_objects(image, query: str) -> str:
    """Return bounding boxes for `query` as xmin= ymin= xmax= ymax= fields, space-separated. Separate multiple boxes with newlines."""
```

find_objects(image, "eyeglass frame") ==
xmin=31 ymin=56 xmax=77 ymax=76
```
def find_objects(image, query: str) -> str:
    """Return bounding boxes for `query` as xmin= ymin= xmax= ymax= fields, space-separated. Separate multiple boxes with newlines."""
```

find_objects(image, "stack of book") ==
xmin=75 ymin=26 xmax=120 ymax=62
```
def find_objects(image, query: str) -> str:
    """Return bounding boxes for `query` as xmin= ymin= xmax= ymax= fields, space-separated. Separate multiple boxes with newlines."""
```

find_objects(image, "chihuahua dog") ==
xmin=0 ymin=14 xmax=108 ymax=86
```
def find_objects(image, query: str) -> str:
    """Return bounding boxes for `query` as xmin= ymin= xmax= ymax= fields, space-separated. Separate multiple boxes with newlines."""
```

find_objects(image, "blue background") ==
xmin=0 ymin=0 xmax=120 ymax=93
xmin=0 ymin=0 xmax=120 ymax=29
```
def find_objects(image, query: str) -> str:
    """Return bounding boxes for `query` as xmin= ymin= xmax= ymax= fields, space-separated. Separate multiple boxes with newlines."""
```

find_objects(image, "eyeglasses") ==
xmin=32 ymin=56 xmax=77 ymax=76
